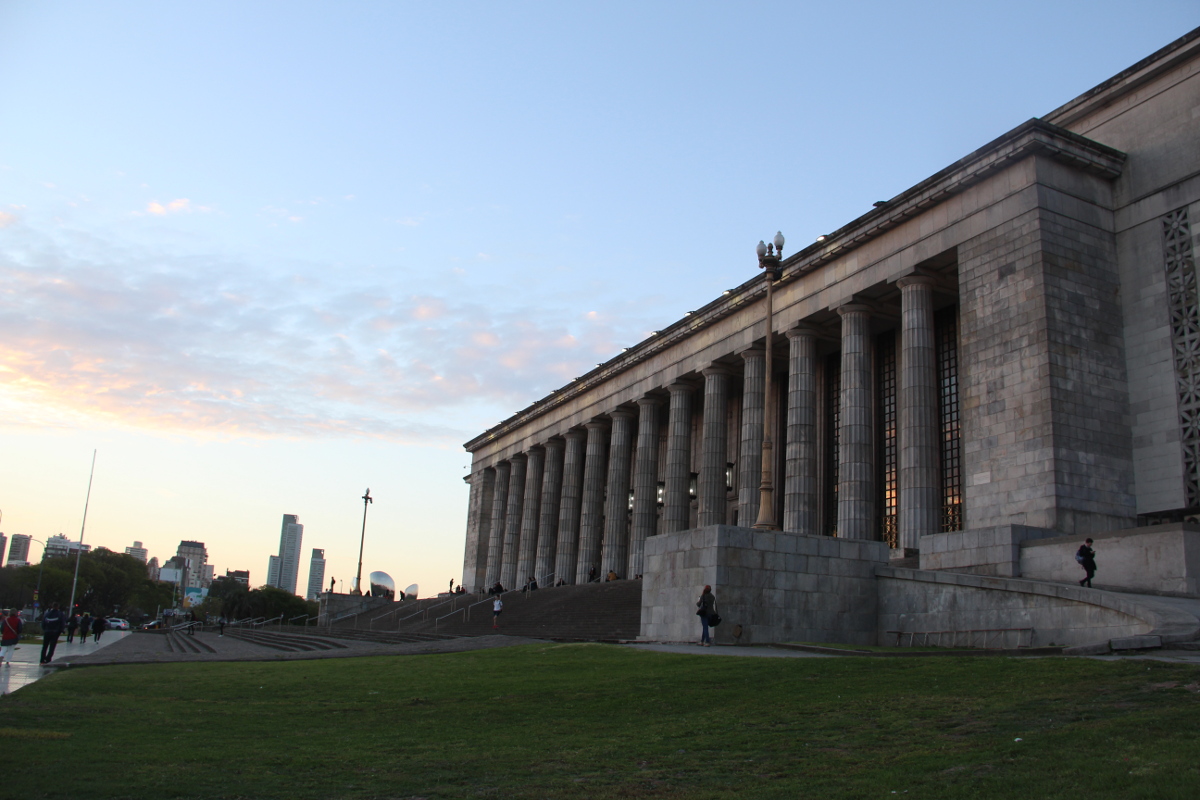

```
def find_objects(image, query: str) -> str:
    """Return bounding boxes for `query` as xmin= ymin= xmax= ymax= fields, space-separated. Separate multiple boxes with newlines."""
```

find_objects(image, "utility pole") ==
xmin=352 ymin=488 xmax=373 ymax=595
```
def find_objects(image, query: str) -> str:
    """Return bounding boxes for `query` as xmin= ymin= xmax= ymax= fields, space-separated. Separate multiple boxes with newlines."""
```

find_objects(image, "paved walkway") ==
xmin=0 ymin=630 xmax=133 ymax=695
xmin=624 ymin=643 xmax=836 ymax=658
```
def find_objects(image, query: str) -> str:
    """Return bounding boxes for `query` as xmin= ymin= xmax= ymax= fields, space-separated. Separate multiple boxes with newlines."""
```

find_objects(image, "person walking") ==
xmin=40 ymin=603 xmax=66 ymax=664
xmin=696 ymin=585 xmax=716 ymax=647
xmin=65 ymin=613 xmax=79 ymax=644
xmin=492 ymin=596 xmax=503 ymax=629
xmin=78 ymin=613 xmax=91 ymax=643
xmin=0 ymin=609 xmax=22 ymax=666
xmin=1077 ymin=538 xmax=1097 ymax=588
xmin=91 ymin=614 xmax=107 ymax=644
xmin=218 ymin=616 xmax=226 ymax=637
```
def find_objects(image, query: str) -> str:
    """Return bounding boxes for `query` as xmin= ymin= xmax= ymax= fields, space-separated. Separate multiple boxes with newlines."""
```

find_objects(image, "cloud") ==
xmin=0 ymin=211 xmax=15 ymax=228
xmin=146 ymin=198 xmax=194 ymax=215
xmin=0 ymin=224 xmax=659 ymax=443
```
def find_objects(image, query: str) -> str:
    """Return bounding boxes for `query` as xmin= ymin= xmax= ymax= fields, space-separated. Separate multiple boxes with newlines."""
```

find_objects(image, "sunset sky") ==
xmin=1 ymin=2 xmax=1195 ymax=598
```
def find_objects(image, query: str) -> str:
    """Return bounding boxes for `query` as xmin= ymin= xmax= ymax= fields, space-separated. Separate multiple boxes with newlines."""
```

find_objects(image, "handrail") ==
xmin=289 ymin=614 xmax=310 ymax=626
xmin=523 ymin=571 xmax=554 ymax=596
xmin=886 ymin=627 xmax=1033 ymax=649
xmin=392 ymin=595 xmax=458 ymax=628
xmin=367 ymin=599 xmax=411 ymax=629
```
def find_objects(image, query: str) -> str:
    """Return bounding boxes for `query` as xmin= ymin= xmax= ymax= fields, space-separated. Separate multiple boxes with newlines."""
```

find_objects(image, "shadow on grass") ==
xmin=2 ymin=642 xmax=1198 ymax=799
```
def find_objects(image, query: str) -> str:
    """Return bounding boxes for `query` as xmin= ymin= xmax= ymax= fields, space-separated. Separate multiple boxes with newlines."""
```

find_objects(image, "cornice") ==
xmin=464 ymin=119 xmax=1125 ymax=453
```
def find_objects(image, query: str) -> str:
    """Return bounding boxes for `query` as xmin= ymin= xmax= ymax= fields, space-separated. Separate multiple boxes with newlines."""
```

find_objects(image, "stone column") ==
xmin=663 ymin=382 xmax=693 ymax=533
xmin=535 ymin=437 xmax=565 ymax=583
xmin=784 ymin=326 xmax=820 ymax=534
xmin=629 ymin=396 xmax=660 ymax=577
xmin=600 ymin=409 xmax=636 ymax=578
xmin=738 ymin=346 xmax=766 ymax=527
xmin=838 ymin=305 xmax=874 ymax=539
xmin=699 ymin=365 xmax=731 ymax=527
xmin=515 ymin=446 xmax=544 ymax=587
xmin=499 ymin=453 xmax=527 ymax=588
xmin=462 ymin=467 xmax=495 ymax=591
xmin=576 ymin=420 xmax=609 ymax=583
xmin=484 ymin=460 xmax=510 ymax=587
xmin=554 ymin=430 xmax=586 ymax=585
xmin=898 ymin=276 xmax=940 ymax=551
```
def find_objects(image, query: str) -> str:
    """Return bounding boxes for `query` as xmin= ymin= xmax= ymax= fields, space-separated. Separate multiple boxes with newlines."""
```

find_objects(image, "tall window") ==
xmin=936 ymin=307 xmax=962 ymax=531
xmin=823 ymin=353 xmax=841 ymax=536
xmin=876 ymin=331 xmax=898 ymax=546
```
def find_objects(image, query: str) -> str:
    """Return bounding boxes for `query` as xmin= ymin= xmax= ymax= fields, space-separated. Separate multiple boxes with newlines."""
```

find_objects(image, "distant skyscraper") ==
xmin=266 ymin=515 xmax=304 ymax=595
xmin=226 ymin=569 xmax=250 ymax=586
xmin=0 ymin=533 xmax=6 ymax=568
xmin=147 ymin=556 xmax=161 ymax=581
xmin=176 ymin=541 xmax=208 ymax=589
xmin=7 ymin=534 xmax=30 ymax=567
xmin=44 ymin=534 xmax=89 ymax=560
xmin=125 ymin=541 xmax=148 ymax=562
xmin=306 ymin=548 xmax=326 ymax=600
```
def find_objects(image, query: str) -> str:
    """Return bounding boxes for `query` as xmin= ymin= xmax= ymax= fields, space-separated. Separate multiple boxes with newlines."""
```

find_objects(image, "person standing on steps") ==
xmin=696 ymin=585 xmax=716 ymax=647
xmin=492 ymin=596 xmax=503 ymax=629
xmin=1077 ymin=538 xmax=1097 ymax=588
xmin=40 ymin=603 xmax=65 ymax=664
xmin=1 ymin=609 xmax=22 ymax=666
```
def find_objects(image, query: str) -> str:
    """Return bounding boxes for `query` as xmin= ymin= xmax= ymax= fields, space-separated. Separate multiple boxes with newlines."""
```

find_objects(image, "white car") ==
xmin=106 ymin=618 xmax=130 ymax=631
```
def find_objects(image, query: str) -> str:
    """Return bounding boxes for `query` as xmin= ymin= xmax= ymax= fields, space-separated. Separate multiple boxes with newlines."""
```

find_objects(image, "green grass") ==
xmin=3 ymin=643 xmax=1199 ymax=799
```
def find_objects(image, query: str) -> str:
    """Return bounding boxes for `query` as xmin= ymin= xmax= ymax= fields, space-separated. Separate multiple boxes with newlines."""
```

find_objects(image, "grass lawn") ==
xmin=2 ymin=643 xmax=1198 ymax=799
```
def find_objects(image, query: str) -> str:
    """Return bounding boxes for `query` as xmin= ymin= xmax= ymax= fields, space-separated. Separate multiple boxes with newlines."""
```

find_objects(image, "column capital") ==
xmin=701 ymin=363 xmax=733 ymax=378
xmin=509 ymin=451 xmax=528 ymax=463
xmin=584 ymin=418 xmax=610 ymax=432
xmin=544 ymin=436 xmax=565 ymax=451
xmin=785 ymin=323 xmax=823 ymax=340
xmin=636 ymin=395 xmax=659 ymax=410
xmin=565 ymin=427 xmax=587 ymax=441
xmin=526 ymin=444 xmax=545 ymax=455
xmin=897 ymin=274 xmax=938 ymax=290
xmin=668 ymin=380 xmax=695 ymax=396
xmin=608 ymin=408 xmax=636 ymax=421
xmin=836 ymin=303 xmax=872 ymax=318
xmin=737 ymin=344 xmax=766 ymax=362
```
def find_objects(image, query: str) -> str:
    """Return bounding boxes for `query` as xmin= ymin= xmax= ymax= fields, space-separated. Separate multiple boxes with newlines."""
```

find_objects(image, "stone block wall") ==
xmin=877 ymin=567 xmax=1153 ymax=648
xmin=1019 ymin=523 xmax=1200 ymax=595
xmin=919 ymin=525 xmax=1060 ymax=576
xmin=640 ymin=524 xmax=888 ymax=646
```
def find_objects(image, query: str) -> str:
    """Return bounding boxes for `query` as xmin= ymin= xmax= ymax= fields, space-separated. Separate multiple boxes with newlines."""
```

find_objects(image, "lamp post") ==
xmin=352 ymin=488 xmax=373 ymax=595
xmin=27 ymin=537 xmax=47 ymax=610
xmin=753 ymin=232 xmax=785 ymax=530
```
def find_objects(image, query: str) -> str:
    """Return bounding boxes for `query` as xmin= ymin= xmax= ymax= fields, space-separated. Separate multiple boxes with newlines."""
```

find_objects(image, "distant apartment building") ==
xmin=201 ymin=564 xmax=214 ymax=588
xmin=147 ymin=556 xmax=161 ymax=581
xmin=226 ymin=569 xmax=250 ymax=586
xmin=159 ymin=555 xmax=187 ymax=585
xmin=265 ymin=514 xmax=303 ymax=595
xmin=0 ymin=533 xmax=6 ymax=568
xmin=7 ymin=534 xmax=31 ymax=567
xmin=124 ymin=541 xmax=149 ymax=562
xmin=176 ymin=541 xmax=208 ymax=590
xmin=44 ymin=534 xmax=90 ymax=560
xmin=306 ymin=548 xmax=327 ymax=600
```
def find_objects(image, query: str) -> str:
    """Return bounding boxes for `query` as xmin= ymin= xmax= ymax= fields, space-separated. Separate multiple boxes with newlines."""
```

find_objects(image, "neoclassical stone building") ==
xmin=458 ymin=29 xmax=1200 ymax=645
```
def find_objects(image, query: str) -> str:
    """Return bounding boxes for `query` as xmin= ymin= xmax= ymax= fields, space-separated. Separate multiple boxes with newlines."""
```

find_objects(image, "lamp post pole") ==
xmin=352 ymin=488 xmax=373 ymax=595
xmin=753 ymin=232 xmax=785 ymax=531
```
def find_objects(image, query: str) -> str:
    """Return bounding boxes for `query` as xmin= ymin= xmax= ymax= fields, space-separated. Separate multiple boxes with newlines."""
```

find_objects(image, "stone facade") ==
xmin=458 ymin=29 xmax=1200 ymax=643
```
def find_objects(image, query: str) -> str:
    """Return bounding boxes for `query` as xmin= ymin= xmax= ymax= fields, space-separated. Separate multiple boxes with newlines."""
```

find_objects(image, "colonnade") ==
xmin=466 ymin=277 xmax=955 ymax=589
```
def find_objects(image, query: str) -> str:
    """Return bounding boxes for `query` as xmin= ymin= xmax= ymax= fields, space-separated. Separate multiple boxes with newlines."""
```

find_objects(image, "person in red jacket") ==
xmin=0 ymin=609 xmax=22 ymax=665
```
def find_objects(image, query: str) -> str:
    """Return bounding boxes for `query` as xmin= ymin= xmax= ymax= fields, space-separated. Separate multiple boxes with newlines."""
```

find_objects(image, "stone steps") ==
xmin=396 ymin=580 xmax=644 ymax=641
xmin=225 ymin=629 xmax=351 ymax=652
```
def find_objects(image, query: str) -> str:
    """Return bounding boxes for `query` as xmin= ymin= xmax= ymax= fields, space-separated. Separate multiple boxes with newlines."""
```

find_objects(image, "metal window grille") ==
xmin=1163 ymin=207 xmax=1200 ymax=509
xmin=936 ymin=306 xmax=963 ymax=531
xmin=823 ymin=352 xmax=841 ymax=536
xmin=876 ymin=330 xmax=898 ymax=547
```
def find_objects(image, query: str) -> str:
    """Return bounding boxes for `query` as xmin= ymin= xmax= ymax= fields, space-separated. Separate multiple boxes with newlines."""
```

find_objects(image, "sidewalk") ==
xmin=1 ymin=630 xmax=132 ymax=695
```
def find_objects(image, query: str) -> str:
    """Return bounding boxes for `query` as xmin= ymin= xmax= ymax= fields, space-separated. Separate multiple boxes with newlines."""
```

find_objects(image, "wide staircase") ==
xmin=390 ymin=580 xmax=644 ymax=642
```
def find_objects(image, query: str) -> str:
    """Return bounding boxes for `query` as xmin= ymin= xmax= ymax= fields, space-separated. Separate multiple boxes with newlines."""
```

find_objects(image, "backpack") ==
xmin=1075 ymin=551 xmax=1085 ymax=564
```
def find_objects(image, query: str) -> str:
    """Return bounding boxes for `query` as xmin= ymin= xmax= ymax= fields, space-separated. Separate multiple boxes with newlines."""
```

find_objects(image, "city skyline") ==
xmin=1 ymin=3 xmax=1197 ymax=598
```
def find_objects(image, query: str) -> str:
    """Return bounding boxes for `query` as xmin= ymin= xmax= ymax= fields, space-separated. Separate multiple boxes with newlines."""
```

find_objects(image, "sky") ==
xmin=1 ymin=2 xmax=1197 ymax=598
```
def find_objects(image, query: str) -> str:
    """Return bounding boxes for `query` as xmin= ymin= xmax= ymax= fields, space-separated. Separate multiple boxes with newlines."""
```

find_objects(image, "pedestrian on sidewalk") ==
xmin=91 ymin=614 xmax=107 ymax=643
xmin=40 ymin=603 xmax=65 ymax=664
xmin=78 ymin=613 xmax=91 ymax=642
xmin=65 ymin=613 xmax=79 ymax=644
xmin=1077 ymin=538 xmax=1097 ymax=588
xmin=218 ymin=616 xmax=226 ymax=636
xmin=492 ymin=596 xmax=503 ymax=629
xmin=696 ymin=586 xmax=716 ymax=647
xmin=1 ymin=609 xmax=22 ymax=666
